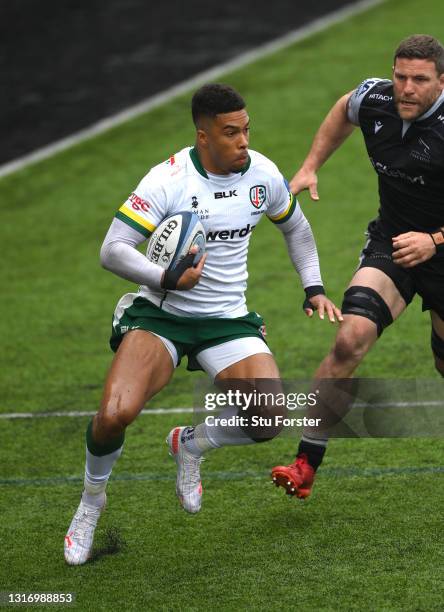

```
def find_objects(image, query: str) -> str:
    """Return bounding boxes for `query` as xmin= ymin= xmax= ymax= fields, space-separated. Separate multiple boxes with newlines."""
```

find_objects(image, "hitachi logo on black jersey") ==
xmin=214 ymin=190 xmax=238 ymax=199
xmin=207 ymin=223 xmax=256 ymax=241
xmin=369 ymin=93 xmax=392 ymax=101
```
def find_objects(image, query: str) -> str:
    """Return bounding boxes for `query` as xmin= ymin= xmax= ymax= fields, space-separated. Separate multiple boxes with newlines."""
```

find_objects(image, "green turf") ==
xmin=1 ymin=0 xmax=444 ymax=608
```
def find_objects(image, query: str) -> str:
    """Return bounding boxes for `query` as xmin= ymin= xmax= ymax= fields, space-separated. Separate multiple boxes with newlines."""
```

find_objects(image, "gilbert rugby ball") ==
xmin=146 ymin=212 xmax=206 ymax=271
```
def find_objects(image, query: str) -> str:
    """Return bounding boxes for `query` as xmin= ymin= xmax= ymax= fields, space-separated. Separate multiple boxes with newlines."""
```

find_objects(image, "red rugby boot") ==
xmin=271 ymin=453 xmax=315 ymax=499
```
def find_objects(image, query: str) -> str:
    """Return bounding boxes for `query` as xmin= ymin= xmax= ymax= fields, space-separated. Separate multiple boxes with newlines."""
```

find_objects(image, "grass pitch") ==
xmin=1 ymin=0 xmax=444 ymax=609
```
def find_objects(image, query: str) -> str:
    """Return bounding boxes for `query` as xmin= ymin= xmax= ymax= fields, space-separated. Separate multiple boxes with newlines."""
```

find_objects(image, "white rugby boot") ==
xmin=64 ymin=494 xmax=106 ymax=565
xmin=167 ymin=426 xmax=203 ymax=514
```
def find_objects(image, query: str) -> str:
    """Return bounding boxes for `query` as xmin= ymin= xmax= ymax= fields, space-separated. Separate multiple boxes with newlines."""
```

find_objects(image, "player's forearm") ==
xmin=100 ymin=218 xmax=163 ymax=287
xmin=302 ymin=93 xmax=355 ymax=172
xmin=100 ymin=241 xmax=164 ymax=287
xmin=280 ymin=212 xmax=323 ymax=289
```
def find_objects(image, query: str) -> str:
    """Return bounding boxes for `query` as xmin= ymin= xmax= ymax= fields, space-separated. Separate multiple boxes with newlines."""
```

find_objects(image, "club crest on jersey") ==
xmin=249 ymin=185 xmax=266 ymax=208
xmin=411 ymin=138 xmax=431 ymax=163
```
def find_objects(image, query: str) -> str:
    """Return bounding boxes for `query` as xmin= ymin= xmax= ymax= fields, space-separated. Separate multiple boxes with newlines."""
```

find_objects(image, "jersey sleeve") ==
xmin=347 ymin=77 xmax=385 ymax=125
xmin=115 ymin=169 xmax=169 ymax=238
xmin=266 ymin=176 xmax=297 ymax=225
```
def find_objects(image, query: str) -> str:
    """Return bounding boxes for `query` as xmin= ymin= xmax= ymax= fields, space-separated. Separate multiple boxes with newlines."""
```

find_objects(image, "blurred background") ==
xmin=2 ymin=2 xmax=444 ymax=608
xmin=1 ymin=0 xmax=359 ymax=164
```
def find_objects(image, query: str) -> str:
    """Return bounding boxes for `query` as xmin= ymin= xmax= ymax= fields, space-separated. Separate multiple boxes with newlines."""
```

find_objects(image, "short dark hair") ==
xmin=394 ymin=34 xmax=444 ymax=75
xmin=191 ymin=83 xmax=245 ymax=125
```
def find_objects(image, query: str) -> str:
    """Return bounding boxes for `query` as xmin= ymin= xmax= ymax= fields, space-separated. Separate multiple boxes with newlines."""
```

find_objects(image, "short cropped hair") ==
xmin=394 ymin=34 xmax=444 ymax=75
xmin=191 ymin=84 xmax=245 ymax=125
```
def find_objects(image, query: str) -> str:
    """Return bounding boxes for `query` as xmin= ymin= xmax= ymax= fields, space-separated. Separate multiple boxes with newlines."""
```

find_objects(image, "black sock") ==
xmin=297 ymin=439 xmax=327 ymax=471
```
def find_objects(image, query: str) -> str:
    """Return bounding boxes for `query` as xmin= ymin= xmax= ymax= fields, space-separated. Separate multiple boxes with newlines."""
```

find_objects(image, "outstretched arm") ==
xmin=277 ymin=207 xmax=343 ymax=323
xmin=290 ymin=91 xmax=355 ymax=200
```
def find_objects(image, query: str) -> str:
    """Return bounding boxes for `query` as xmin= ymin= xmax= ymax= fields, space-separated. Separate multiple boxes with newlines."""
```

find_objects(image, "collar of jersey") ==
xmin=189 ymin=146 xmax=251 ymax=179
xmin=415 ymin=89 xmax=444 ymax=122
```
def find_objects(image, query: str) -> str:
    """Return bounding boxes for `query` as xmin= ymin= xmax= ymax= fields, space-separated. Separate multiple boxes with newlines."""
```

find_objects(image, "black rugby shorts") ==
xmin=357 ymin=232 xmax=444 ymax=321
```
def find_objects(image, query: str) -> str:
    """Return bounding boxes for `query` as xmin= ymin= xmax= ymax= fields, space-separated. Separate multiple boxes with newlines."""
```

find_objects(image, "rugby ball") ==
xmin=146 ymin=212 xmax=206 ymax=271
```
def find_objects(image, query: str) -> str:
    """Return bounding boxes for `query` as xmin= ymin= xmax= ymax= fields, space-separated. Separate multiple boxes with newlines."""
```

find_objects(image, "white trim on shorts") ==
xmin=196 ymin=337 xmax=271 ymax=379
xmin=151 ymin=332 xmax=179 ymax=367
xmin=152 ymin=334 xmax=271 ymax=379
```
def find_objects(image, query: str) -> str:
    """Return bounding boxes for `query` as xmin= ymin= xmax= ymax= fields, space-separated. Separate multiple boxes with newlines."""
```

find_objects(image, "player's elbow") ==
xmin=281 ymin=212 xmax=311 ymax=237
xmin=99 ymin=241 xmax=114 ymax=271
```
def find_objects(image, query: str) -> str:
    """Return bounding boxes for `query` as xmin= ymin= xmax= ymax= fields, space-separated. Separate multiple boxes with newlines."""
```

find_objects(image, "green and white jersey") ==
xmin=116 ymin=146 xmax=299 ymax=318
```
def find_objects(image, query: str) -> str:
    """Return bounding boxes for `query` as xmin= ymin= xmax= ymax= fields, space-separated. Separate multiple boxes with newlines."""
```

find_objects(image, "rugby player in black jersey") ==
xmin=271 ymin=34 xmax=444 ymax=499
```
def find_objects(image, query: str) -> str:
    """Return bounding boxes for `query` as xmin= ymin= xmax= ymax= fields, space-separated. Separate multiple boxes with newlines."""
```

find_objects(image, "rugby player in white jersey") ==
xmin=64 ymin=83 xmax=341 ymax=565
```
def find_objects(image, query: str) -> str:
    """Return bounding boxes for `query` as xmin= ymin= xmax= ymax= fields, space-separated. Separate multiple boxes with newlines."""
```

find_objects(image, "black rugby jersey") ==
xmin=348 ymin=78 xmax=444 ymax=238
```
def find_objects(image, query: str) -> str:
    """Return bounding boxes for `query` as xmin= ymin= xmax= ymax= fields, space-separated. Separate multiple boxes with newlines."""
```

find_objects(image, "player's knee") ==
xmin=431 ymin=328 xmax=444 ymax=377
xmin=332 ymin=322 xmax=374 ymax=367
xmin=342 ymin=285 xmax=393 ymax=338
xmin=245 ymin=421 xmax=283 ymax=443
xmin=97 ymin=399 xmax=137 ymax=437
xmin=95 ymin=412 xmax=123 ymax=439
xmin=242 ymin=393 xmax=287 ymax=442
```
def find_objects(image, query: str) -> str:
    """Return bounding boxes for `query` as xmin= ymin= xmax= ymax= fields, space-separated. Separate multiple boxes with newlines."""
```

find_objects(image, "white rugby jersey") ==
xmin=116 ymin=146 xmax=299 ymax=318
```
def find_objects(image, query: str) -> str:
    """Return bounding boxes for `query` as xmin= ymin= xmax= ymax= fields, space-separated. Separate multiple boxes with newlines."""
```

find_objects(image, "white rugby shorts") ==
xmin=152 ymin=333 xmax=271 ymax=379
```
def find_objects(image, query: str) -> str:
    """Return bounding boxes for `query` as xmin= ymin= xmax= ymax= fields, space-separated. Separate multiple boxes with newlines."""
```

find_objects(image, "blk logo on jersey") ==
xmin=249 ymin=185 xmax=266 ymax=208
xmin=214 ymin=190 xmax=238 ymax=199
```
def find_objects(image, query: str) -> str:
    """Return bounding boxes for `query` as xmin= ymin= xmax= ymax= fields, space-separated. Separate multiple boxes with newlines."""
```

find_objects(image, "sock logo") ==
xmin=181 ymin=427 xmax=195 ymax=444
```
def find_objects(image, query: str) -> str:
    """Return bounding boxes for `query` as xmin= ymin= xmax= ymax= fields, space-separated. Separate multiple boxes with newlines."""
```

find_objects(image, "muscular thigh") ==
xmin=205 ymin=339 xmax=281 ymax=405
xmin=197 ymin=336 xmax=276 ymax=380
xmin=347 ymin=267 xmax=407 ymax=320
xmin=431 ymin=311 xmax=444 ymax=338
xmin=99 ymin=329 xmax=174 ymax=425
xmin=216 ymin=352 xmax=283 ymax=439
xmin=413 ymin=260 xmax=444 ymax=321
xmin=334 ymin=267 xmax=409 ymax=357
xmin=216 ymin=352 xmax=280 ymax=380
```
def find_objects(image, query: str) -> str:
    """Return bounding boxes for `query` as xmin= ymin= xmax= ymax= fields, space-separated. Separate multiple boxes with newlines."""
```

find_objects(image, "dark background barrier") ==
xmin=1 ymin=0 xmax=360 ymax=164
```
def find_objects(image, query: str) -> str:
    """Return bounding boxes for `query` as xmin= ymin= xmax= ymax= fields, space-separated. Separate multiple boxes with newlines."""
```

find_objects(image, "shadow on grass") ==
xmin=90 ymin=526 xmax=126 ymax=563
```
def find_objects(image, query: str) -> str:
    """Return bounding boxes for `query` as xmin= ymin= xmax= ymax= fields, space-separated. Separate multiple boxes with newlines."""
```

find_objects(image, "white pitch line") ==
xmin=0 ymin=407 xmax=196 ymax=419
xmin=0 ymin=0 xmax=387 ymax=179
xmin=1 ymin=399 xmax=442 ymax=420
xmin=354 ymin=400 xmax=444 ymax=408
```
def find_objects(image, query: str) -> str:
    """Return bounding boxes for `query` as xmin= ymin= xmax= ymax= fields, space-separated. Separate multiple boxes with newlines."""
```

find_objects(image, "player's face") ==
xmin=197 ymin=109 xmax=250 ymax=174
xmin=393 ymin=58 xmax=444 ymax=120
